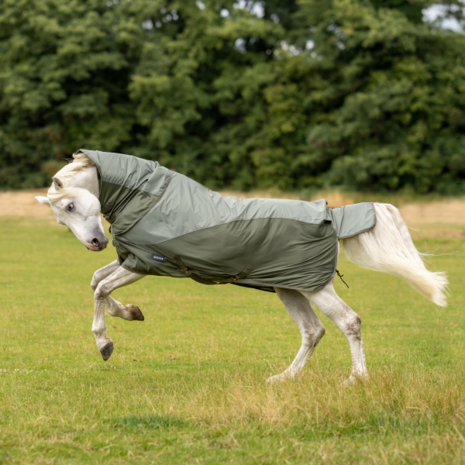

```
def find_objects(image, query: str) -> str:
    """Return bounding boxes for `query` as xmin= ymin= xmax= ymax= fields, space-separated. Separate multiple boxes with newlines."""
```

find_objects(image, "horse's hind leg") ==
xmin=302 ymin=281 xmax=368 ymax=384
xmin=267 ymin=288 xmax=326 ymax=384
xmin=91 ymin=261 xmax=144 ymax=321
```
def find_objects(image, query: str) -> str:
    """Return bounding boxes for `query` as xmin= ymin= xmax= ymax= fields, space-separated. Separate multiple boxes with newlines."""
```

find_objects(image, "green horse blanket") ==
xmin=80 ymin=149 xmax=376 ymax=292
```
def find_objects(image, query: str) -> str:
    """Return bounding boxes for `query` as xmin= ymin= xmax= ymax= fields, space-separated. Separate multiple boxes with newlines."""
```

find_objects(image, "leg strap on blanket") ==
xmin=173 ymin=255 xmax=218 ymax=285
xmin=173 ymin=255 xmax=191 ymax=276
xmin=232 ymin=265 xmax=254 ymax=281
xmin=336 ymin=269 xmax=349 ymax=288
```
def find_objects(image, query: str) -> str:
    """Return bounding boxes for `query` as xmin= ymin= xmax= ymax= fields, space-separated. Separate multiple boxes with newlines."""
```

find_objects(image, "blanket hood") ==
xmin=78 ymin=149 xmax=172 ymax=236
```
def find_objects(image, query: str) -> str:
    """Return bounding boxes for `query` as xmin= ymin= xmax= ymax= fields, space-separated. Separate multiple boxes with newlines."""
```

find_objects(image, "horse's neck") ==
xmin=68 ymin=166 xmax=99 ymax=198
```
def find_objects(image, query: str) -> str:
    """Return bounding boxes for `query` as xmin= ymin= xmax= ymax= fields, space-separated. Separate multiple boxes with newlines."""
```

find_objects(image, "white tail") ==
xmin=341 ymin=203 xmax=448 ymax=307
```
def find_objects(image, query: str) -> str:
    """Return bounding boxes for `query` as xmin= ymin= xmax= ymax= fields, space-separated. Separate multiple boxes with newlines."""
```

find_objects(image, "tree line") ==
xmin=1 ymin=0 xmax=464 ymax=193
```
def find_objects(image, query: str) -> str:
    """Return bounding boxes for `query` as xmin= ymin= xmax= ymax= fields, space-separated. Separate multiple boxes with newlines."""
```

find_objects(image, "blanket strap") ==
xmin=173 ymin=256 xmax=253 ymax=285
xmin=336 ymin=269 xmax=349 ymax=288
xmin=232 ymin=265 xmax=254 ymax=281
xmin=173 ymin=255 xmax=192 ymax=276
xmin=173 ymin=255 xmax=218 ymax=285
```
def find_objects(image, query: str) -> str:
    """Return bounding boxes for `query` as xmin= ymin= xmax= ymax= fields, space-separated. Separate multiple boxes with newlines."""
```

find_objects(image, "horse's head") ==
xmin=35 ymin=154 xmax=109 ymax=252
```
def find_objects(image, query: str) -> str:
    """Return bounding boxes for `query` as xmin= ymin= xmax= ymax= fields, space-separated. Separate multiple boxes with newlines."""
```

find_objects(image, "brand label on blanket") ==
xmin=152 ymin=254 xmax=166 ymax=262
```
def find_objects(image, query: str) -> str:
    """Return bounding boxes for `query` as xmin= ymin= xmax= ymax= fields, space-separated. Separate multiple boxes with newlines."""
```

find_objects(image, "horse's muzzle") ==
xmin=86 ymin=235 xmax=109 ymax=252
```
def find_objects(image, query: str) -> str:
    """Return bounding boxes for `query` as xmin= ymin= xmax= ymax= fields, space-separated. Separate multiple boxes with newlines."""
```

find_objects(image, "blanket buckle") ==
xmin=232 ymin=265 xmax=253 ymax=282
xmin=174 ymin=255 xmax=192 ymax=276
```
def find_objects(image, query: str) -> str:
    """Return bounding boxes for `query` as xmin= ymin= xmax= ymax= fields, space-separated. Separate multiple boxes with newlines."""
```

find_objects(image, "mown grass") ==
xmin=0 ymin=216 xmax=464 ymax=464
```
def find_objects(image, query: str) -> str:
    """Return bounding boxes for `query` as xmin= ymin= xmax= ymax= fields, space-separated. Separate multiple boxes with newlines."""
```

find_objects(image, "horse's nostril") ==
xmin=92 ymin=238 xmax=100 ymax=247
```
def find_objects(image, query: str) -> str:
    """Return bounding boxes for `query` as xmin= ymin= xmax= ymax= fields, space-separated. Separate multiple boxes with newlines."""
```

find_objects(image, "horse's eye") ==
xmin=67 ymin=203 xmax=75 ymax=212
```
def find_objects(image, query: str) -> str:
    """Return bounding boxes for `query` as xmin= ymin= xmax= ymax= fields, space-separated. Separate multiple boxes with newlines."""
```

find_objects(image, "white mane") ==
xmin=48 ymin=151 xmax=96 ymax=203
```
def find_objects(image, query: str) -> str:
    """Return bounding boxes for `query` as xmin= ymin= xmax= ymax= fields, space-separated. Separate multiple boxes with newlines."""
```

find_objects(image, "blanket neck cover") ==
xmin=79 ymin=149 xmax=376 ymax=293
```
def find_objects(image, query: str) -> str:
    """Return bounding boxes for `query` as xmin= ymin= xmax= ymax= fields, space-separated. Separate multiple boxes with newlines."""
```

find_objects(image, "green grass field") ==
xmin=1 ymin=217 xmax=464 ymax=464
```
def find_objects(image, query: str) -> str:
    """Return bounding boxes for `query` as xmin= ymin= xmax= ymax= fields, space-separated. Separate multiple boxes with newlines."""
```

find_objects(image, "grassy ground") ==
xmin=0 ymin=217 xmax=464 ymax=464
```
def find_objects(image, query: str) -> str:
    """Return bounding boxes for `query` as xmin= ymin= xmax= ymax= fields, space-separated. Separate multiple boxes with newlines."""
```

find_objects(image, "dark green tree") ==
xmin=0 ymin=0 xmax=136 ymax=188
xmin=1 ymin=0 xmax=464 ymax=193
xmin=253 ymin=0 xmax=465 ymax=193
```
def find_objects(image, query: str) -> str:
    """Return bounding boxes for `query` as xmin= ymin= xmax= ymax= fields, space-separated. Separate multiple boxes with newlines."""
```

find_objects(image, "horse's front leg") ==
xmin=91 ymin=261 xmax=145 ymax=322
xmin=93 ymin=267 xmax=145 ymax=361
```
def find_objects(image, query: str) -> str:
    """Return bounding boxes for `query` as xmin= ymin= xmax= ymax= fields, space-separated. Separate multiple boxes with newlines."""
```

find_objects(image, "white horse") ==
xmin=36 ymin=153 xmax=448 ymax=384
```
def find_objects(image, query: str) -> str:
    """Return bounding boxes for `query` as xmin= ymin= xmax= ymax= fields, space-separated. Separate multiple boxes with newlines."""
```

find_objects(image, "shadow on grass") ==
xmin=111 ymin=414 xmax=189 ymax=432
xmin=287 ymin=412 xmax=436 ymax=441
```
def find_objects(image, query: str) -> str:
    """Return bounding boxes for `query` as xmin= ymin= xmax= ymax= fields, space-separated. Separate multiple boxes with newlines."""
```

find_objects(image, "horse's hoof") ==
xmin=342 ymin=376 xmax=356 ymax=387
xmin=266 ymin=374 xmax=286 ymax=384
xmin=100 ymin=341 xmax=114 ymax=361
xmin=342 ymin=374 xmax=368 ymax=387
xmin=127 ymin=305 xmax=144 ymax=321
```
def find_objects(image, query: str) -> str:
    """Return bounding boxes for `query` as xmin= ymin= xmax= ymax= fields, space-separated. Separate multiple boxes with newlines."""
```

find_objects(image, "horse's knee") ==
xmin=91 ymin=272 xmax=103 ymax=291
xmin=94 ymin=282 xmax=110 ymax=301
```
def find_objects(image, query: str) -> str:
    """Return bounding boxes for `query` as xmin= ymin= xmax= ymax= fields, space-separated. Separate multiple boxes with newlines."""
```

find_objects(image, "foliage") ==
xmin=0 ymin=0 xmax=464 ymax=192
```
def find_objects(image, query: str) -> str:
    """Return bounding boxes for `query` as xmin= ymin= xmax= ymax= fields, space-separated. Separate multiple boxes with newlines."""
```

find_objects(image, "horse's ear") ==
xmin=52 ymin=176 xmax=63 ymax=189
xmin=35 ymin=196 xmax=50 ymax=206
